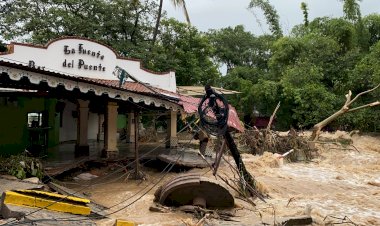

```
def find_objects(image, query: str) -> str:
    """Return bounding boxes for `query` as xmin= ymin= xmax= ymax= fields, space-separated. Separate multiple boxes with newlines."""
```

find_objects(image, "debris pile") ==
xmin=238 ymin=129 xmax=317 ymax=161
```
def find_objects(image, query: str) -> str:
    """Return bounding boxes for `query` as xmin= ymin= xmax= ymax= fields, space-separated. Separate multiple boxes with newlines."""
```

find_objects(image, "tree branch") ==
xmin=347 ymin=101 xmax=380 ymax=112
xmin=344 ymin=90 xmax=352 ymax=106
xmin=266 ymin=101 xmax=280 ymax=132
xmin=348 ymin=83 xmax=380 ymax=106
xmin=310 ymin=83 xmax=380 ymax=141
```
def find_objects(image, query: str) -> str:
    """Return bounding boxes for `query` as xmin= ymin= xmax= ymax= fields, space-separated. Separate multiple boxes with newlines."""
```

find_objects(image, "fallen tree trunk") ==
xmin=310 ymin=84 xmax=380 ymax=141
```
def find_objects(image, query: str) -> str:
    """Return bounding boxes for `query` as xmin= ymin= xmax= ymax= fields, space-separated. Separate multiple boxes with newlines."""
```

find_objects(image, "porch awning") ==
xmin=0 ymin=59 xmax=180 ymax=111
xmin=0 ymin=59 xmax=244 ymax=132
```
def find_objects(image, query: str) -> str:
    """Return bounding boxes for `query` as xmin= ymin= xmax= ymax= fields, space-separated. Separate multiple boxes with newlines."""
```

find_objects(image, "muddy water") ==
xmin=68 ymin=133 xmax=380 ymax=225
xmin=245 ymin=134 xmax=380 ymax=226
xmin=81 ymin=169 xmax=191 ymax=226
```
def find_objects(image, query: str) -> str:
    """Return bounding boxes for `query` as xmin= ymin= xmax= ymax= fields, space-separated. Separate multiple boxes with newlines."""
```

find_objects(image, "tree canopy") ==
xmin=1 ymin=0 xmax=380 ymax=131
xmin=209 ymin=2 xmax=380 ymax=131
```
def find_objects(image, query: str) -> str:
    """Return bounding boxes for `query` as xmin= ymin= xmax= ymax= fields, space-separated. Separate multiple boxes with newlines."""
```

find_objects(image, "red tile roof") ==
xmin=178 ymin=95 xmax=244 ymax=132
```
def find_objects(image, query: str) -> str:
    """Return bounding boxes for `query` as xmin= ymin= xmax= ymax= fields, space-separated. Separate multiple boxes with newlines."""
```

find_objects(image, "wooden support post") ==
xmin=134 ymin=111 xmax=139 ymax=179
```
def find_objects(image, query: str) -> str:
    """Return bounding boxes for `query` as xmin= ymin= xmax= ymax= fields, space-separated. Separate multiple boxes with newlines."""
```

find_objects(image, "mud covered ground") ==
xmin=66 ymin=132 xmax=380 ymax=226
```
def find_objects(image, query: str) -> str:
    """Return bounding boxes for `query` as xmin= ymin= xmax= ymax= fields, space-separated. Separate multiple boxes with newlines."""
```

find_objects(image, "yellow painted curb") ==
xmin=17 ymin=190 xmax=90 ymax=204
xmin=3 ymin=190 xmax=91 ymax=215
xmin=115 ymin=219 xmax=138 ymax=226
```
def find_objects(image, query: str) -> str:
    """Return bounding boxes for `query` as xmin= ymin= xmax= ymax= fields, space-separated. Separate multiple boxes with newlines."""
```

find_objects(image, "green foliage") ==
xmin=300 ymin=2 xmax=309 ymax=27
xmin=349 ymin=41 xmax=380 ymax=92
xmin=280 ymin=62 xmax=337 ymax=127
xmin=251 ymin=79 xmax=281 ymax=115
xmin=208 ymin=26 xmax=274 ymax=72
xmin=1 ymin=0 xmax=379 ymax=132
xmin=0 ymin=0 xmax=158 ymax=58
xmin=1 ymin=0 xmax=107 ymax=42
xmin=341 ymin=0 xmax=362 ymax=22
xmin=208 ymin=25 xmax=252 ymax=71
xmin=220 ymin=70 xmax=253 ymax=114
xmin=147 ymin=19 xmax=220 ymax=85
xmin=248 ymin=0 xmax=283 ymax=38
xmin=336 ymin=108 xmax=380 ymax=132
xmin=169 ymin=0 xmax=190 ymax=24
xmin=269 ymin=37 xmax=304 ymax=75
xmin=217 ymin=9 xmax=380 ymax=131
xmin=308 ymin=17 xmax=358 ymax=52
xmin=363 ymin=14 xmax=380 ymax=47
xmin=0 ymin=155 xmax=43 ymax=179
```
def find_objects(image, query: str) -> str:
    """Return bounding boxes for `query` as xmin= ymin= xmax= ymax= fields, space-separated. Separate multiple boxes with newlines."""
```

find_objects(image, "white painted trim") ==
xmin=0 ymin=66 xmax=181 ymax=111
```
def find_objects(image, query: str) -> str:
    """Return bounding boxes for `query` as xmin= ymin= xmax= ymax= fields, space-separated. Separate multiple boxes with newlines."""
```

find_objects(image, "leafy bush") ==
xmin=0 ymin=155 xmax=43 ymax=179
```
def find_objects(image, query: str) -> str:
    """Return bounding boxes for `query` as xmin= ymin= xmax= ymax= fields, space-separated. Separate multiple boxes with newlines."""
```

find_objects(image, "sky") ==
xmin=163 ymin=0 xmax=380 ymax=35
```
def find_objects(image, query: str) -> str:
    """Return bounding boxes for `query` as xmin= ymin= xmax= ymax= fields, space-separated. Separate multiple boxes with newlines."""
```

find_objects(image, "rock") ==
xmin=280 ymin=215 xmax=313 ymax=226
xmin=367 ymin=181 xmax=380 ymax=187
xmin=22 ymin=177 xmax=40 ymax=184
xmin=1 ymin=203 xmax=27 ymax=220
xmin=149 ymin=205 xmax=169 ymax=213
xmin=0 ymin=175 xmax=18 ymax=180
xmin=1 ymin=203 xmax=95 ymax=225
xmin=74 ymin=173 xmax=98 ymax=181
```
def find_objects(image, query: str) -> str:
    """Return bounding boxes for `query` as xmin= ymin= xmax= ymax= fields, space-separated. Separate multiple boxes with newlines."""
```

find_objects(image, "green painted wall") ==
xmin=117 ymin=114 xmax=126 ymax=129
xmin=0 ymin=96 xmax=59 ymax=156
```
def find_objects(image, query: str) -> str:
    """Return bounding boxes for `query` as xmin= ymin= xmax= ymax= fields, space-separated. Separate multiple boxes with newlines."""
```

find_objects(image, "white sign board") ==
xmin=0 ymin=37 xmax=176 ymax=92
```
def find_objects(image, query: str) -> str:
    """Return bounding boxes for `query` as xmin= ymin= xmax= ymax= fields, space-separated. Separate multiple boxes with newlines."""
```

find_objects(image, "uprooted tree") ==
xmin=310 ymin=83 xmax=380 ymax=141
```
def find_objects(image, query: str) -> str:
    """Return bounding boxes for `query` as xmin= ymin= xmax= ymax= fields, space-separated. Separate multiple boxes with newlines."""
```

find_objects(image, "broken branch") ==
xmin=266 ymin=101 xmax=281 ymax=132
xmin=348 ymin=83 xmax=380 ymax=106
xmin=347 ymin=101 xmax=380 ymax=112
xmin=310 ymin=84 xmax=380 ymax=141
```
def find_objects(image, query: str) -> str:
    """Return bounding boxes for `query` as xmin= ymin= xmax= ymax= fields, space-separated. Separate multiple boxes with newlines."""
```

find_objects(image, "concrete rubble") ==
xmin=0 ymin=176 xmax=100 ymax=226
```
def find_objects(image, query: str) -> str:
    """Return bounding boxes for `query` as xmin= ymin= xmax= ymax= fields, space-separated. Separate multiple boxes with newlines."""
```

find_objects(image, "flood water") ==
xmin=65 ymin=132 xmax=380 ymax=226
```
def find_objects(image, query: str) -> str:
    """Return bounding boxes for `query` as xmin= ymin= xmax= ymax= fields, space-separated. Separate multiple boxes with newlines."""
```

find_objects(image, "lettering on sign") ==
xmin=28 ymin=60 xmax=45 ymax=70
xmin=62 ymin=43 xmax=106 ymax=71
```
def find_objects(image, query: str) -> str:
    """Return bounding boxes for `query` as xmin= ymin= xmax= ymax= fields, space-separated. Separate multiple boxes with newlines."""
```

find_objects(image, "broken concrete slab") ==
xmin=1 ymin=203 xmax=96 ymax=225
xmin=1 ymin=202 xmax=27 ymax=219
xmin=0 ymin=176 xmax=44 ymax=196
xmin=158 ymin=149 xmax=215 ymax=168
xmin=0 ymin=176 xmax=45 ymax=213
xmin=1 ymin=190 xmax=91 ymax=215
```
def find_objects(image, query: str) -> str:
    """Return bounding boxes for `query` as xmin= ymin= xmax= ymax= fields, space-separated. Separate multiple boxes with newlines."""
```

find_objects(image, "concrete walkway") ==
xmin=42 ymin=140 xmax=180 ymax=176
